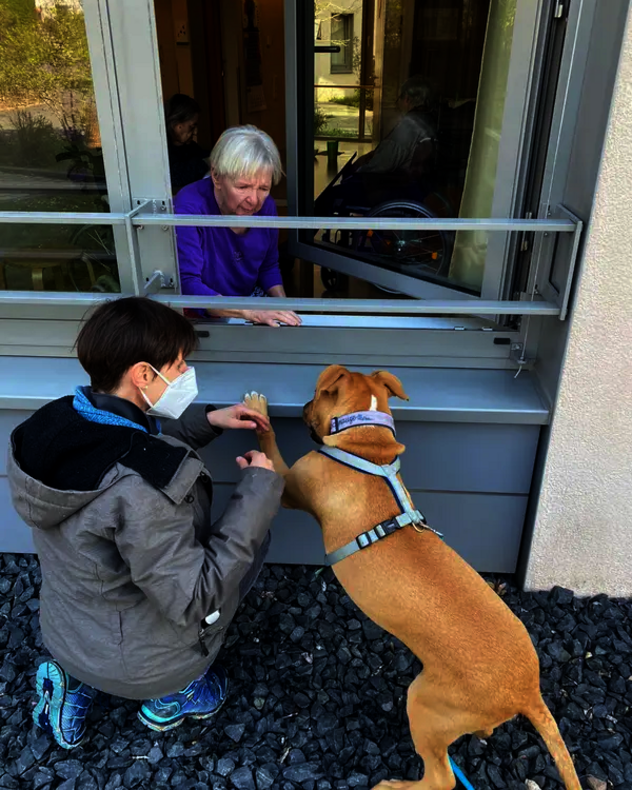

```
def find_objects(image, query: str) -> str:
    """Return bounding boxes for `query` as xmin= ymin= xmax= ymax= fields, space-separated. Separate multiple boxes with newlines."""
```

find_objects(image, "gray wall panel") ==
xmin=0 ymin=478 xmax=35 ymax=553
xmin=0 ymin=476 xmax=525 ymax=573
xmin=198 ymin=421 xmax=539 ymax=494
xmin=211 ymin=485 xmax=526 ymax=573
xmin=0 ymin=411 xmax=31 ymax=475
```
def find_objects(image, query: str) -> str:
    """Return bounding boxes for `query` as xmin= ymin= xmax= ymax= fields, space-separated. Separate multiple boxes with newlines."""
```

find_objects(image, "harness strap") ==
xmin=325 ymin=510 xmax=425 ymax=566
xmin=319 ymin=445 xmax=443 ymax=566
xmin=330 ymin=411 xmax=396 ymax=436
xmin=320 ymin=445 xmax=417 ymax=516
xmin=319 ymin=445 xmax=400 ymax=480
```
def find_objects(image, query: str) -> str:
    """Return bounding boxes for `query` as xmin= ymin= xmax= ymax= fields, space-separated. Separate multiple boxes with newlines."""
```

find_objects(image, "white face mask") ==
xmin=140 ymin=364 xmax=198 ymax=420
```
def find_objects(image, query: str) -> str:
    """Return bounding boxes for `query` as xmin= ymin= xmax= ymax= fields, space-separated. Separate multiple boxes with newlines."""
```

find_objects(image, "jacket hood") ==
xmin=7 ymin=450 xmax=106 ymax=531
xmin=8 ymin=396 xmax=188 ymax=531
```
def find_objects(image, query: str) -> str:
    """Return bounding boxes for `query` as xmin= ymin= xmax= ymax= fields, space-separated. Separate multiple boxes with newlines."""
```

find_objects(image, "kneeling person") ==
xmin=7 ymin=296 xmax=283 ymax=747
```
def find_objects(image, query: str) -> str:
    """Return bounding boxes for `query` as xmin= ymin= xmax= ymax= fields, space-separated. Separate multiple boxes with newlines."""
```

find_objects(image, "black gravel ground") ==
xmin=1 ymin=553 xmax=631 ymax=790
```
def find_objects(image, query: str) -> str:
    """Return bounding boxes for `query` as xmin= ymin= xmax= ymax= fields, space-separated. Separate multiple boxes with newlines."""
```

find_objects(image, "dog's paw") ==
xmin=243 ymin=391 xmax=269 ymax=418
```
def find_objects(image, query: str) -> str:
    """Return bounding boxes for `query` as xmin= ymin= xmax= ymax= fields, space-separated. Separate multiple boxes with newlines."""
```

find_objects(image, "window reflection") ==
xmin=311 ymin=0 xmax=518 ymax=296
xmin=0 ymin=1 xmax=118 ymax=293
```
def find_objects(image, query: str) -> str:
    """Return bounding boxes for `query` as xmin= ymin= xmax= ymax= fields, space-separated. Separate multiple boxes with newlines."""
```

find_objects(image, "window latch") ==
xmin=554 ymin=2 xmax=565 ymax=19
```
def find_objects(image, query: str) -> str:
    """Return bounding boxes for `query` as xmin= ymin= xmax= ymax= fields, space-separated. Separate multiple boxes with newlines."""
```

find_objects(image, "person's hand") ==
xmin=236 ymin=450 xmax=274 ymax=472
xmin=207 ymin=404 xmax=270 ymax=432
xmin=244 ymin=310 xmax=302 ymax=327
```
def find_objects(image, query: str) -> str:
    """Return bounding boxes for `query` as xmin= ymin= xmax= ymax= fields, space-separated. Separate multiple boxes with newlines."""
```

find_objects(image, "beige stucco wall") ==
xmin=524 ymin=7 xmax=632 ymax=596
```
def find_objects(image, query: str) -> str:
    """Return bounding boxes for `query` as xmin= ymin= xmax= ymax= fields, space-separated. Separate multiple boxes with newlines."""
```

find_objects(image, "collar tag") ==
xmin=330 ymin=411 xmax=396 ymax=436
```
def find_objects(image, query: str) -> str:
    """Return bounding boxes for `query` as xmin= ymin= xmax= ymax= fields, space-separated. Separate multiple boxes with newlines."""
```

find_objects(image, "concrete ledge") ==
xmin=0 ymin=357 xmax=549 ymax=425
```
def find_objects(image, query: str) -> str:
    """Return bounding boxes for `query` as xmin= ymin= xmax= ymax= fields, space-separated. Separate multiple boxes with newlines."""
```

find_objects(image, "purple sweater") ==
xmin=174 ymin=178 xmax=283 ymax=296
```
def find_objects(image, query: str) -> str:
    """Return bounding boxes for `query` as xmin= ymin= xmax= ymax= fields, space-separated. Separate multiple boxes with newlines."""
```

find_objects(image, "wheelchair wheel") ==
xmin=355 ymin=200 xmax=453 ymax=278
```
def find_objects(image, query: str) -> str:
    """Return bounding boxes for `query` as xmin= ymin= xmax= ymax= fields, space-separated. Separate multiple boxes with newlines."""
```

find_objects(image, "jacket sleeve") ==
xmin=114 ymin=467 xmax=284 ymax=629
xmin=160 ymin=404 xmax=222 ymax=450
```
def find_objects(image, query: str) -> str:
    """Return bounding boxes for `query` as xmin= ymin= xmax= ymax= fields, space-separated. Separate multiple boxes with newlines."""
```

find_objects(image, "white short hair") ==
xmin=210 ymin=125 xmax=283 ymax=184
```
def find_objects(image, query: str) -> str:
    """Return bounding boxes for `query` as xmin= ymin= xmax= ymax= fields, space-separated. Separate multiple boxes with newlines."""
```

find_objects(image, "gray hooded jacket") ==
xmin=7 ymin=400 xmax=283 ymax=699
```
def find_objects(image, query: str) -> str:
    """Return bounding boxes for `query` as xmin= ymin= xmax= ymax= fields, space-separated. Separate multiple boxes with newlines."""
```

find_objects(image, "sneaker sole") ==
xmin=137 ymin=677 xmax=229 ymax=733
xmin=34 ymin=661 xmax=82 ymax=750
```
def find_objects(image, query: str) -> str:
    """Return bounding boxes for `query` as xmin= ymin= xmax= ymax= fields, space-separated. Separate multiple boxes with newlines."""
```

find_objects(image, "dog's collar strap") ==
xmin=318 ymin=446 xmax=442 ymax=566
xmin=330 ymin=411 xmax=396 ymax=436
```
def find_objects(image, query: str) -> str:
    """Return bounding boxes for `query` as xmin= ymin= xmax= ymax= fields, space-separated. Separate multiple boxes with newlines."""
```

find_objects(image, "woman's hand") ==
xmin=244 ymin=310 xmax=302 ymax=327
xmin=207 ymin=404 xmax=270 ymax=432
xmin=236 ymin=450 xmax=275 ymax=472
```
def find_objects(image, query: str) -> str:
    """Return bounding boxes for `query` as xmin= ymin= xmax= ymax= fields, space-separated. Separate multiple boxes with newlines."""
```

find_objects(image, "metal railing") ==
xmin=0 ymin=203 xmax=582 ymax=318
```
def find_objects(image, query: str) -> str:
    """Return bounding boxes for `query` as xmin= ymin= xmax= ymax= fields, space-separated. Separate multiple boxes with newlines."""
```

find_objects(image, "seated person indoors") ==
xmin=175 ymin=125 xmax=301 ymax=328
xmin=315 ymin=76 xmax=438 ymax=215
xmin=165 ymin=93 xmax=210 ymax=194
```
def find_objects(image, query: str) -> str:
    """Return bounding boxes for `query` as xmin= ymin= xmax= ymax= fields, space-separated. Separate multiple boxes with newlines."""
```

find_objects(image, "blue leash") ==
xmin=450 ymin=757 xmax=476 ymax=790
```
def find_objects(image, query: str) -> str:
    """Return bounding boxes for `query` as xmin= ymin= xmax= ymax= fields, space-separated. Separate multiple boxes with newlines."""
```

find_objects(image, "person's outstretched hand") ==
xmin=245 ymin=310 xmax=301 ymax=327
xmin=207 ymin=404 xmax=270 ymax=432
xmin=236 ymin=450 xmax=274 ymax=472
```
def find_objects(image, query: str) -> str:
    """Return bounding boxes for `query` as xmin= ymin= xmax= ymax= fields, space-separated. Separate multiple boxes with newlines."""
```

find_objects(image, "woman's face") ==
xmin=212 ymin=169 xmax=273 ymax=216
xmin=171 ymin=115 xmax=198 ymax=146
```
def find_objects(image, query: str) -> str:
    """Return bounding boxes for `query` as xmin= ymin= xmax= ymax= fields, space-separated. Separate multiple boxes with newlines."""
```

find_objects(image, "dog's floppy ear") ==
xmin=315 ymin=365 xmax=349 ymax=398
xmin=371 ymin=370 xmax=409 ymax=401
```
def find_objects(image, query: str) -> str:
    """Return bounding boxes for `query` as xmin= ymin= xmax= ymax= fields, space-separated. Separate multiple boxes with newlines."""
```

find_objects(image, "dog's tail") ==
xmin=523 ymin=695 xmax=581 ymax=790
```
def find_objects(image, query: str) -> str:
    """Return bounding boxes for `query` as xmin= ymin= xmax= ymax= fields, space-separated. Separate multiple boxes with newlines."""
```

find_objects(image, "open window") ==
xmin=0 ymin=0 xmax=585 ymax=370
xmin=287 ymin=0 xmax=572 ymax=303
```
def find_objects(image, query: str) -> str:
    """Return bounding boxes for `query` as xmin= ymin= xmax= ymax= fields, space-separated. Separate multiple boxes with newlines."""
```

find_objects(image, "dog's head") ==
xmin=303 ymin=365 xmax=409 ymax=449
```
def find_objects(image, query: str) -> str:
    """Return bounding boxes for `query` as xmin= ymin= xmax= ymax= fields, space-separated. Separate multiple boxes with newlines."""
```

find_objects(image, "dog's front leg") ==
xmin=243 ymin=392 xmax=290 ymax=477
xmin=243 ymin=393 xmax=314 ymax=513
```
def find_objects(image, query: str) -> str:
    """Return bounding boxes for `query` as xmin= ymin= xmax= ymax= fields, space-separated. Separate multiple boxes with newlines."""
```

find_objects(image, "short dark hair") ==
xmin=76 ymin=297 xmax=198 ymax=393
xmin=165 ymin=93 xmax=200 ymax=137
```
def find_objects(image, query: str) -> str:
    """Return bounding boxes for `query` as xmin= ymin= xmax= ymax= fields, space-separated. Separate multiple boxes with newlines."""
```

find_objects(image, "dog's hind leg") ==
xmin=373 ymin=675 xmax=456 ymax=790
xmin=373 ymin=672 xmax=479 ymax=790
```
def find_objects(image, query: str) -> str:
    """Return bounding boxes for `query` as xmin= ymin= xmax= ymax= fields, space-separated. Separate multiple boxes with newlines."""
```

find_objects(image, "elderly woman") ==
xmin=175 ymin=125 xmax=301 ymax=327
xmin=8 ymin=297 xmax=282 ymax=748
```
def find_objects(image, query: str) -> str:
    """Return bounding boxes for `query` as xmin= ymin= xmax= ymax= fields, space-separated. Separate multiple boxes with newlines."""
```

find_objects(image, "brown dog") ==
xmin=244 ymin=365 xmax=581 ymax=790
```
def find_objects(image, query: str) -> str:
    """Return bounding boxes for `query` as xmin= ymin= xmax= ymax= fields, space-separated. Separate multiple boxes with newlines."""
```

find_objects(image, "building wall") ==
xmin=524 ymin=3 xmax=632 ymax=596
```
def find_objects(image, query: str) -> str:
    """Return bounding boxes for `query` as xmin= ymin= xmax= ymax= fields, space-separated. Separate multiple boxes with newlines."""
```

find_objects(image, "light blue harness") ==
xmin=318 ymin=411 xmax=442 ymax=566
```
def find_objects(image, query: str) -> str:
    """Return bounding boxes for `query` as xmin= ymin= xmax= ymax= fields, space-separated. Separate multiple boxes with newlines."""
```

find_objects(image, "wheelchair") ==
xmin=315 ymin=153 xmax=454 ymax=293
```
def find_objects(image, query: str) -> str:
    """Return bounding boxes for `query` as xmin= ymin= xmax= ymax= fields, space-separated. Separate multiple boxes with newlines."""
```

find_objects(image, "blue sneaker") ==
xmin=33 ymin=659 xmax=95 ymax=749
xmin=138 ymin=664 xmax=229 ymax=732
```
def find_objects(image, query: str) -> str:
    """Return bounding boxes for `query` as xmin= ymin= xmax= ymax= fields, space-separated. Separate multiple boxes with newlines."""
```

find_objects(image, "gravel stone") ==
xmin=3 ymin=557 xmax=632 ymax=790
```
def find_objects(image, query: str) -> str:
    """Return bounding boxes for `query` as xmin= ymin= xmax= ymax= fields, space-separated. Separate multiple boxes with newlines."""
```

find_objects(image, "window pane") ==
xmin=310 ymin=0 xmax=518 ymax=296
xmin=0 ymin=1 xmax=119 ymax=293
xmin=330 ymin=14 xmax=353 ymax=73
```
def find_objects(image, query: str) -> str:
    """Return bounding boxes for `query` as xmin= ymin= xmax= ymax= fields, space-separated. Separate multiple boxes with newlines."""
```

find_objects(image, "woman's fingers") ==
xmin=250 ymin=310 xmax=302 ymax=327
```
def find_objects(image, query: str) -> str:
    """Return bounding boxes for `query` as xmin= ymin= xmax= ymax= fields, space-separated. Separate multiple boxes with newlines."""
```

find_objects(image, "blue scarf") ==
xmin=73 ymin=386 xmax=149 ymax=433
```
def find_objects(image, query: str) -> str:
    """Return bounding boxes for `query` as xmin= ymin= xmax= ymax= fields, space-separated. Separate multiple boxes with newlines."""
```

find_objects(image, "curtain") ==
xmin=449 ymin=0 xmax=517 ymax=290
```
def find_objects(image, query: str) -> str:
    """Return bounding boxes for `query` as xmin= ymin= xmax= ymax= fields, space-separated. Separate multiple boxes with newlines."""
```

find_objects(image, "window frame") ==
xmin=329 ymin=13 xmax=354 ymax=74
xmin=0 ymin=0 xmax=592 ymax=375
xmin=288 ymin=0 xmax=581 ymax=305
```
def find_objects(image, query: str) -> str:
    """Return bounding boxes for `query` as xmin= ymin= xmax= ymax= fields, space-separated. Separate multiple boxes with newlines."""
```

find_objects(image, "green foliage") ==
xmin=327 ymin=88 xmax=374 ymax=111
xmin=0 ymin=1 xmax=93 ymax=117
xmin=314 ymin=105 xmax=332 ymax=136
xmin=0 ymin=110 xmax=64 ymax=167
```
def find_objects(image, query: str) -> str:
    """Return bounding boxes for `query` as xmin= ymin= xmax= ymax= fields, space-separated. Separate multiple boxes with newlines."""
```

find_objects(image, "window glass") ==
xmin=330 ymin=13 xmax=354 ymax=74
xmin=0 ymin=0 xmax=119 ymax=294
xmin=310 ymin=0 xmax=518 ymax=296
xmin=150 ymin=0 xmax=522 ymax=317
